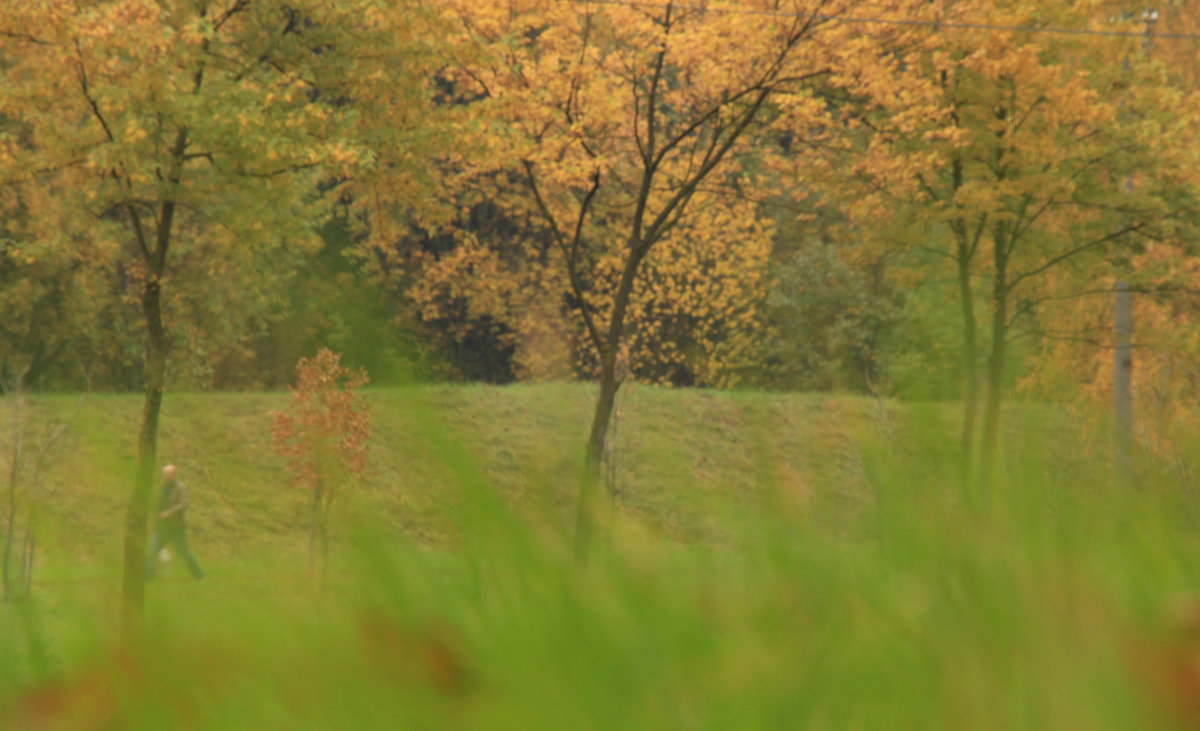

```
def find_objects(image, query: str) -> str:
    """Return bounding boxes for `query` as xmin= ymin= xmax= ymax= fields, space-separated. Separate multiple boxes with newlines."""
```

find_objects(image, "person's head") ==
xmin=162 ymin=464 xmax=178 ymax=483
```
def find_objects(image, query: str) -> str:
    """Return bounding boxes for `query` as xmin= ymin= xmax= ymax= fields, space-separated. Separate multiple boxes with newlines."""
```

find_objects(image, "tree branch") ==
xmin=0 ymin=29 xmax=51 ymax=46
xmin=521 ymin=160 xmax=603 ymax=349
xmin=127 ymin=205 xmax=152 ymax=262
xmin=632 ymin=3 xmax=672 ymax=241
xmin=74 ymin=42 xmax=115 ymax=144
xmin=641 ymin=86 xmax=773 ymax=252
xmin=213 ymin=0 xmax=252 ymax=33
xmin=1008 ymin=224 xmax=1143 ymax=291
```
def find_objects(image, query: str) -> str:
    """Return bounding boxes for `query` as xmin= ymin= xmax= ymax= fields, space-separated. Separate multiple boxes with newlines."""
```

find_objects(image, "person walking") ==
xmin=146 ymin=464 xmax=205 ymax=580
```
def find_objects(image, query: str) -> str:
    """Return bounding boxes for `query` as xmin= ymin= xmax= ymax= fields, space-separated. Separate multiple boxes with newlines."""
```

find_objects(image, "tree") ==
xmin=271 ymin=349 xmax=370 ymax=578
xmin=0 ymin=0 xmax=435 ymax=631
xmin=438 ymin=0 xmax=928 ymax=559
xmin=1018 ymin=1 xmax=1200 ymax=480
xmin=854 ymin=0 xmax=1199 ymax=493
xmin=2 ymin=366 xmax=82 ymax=602
xmin=765 ymin=242 xmax=903 ymax=392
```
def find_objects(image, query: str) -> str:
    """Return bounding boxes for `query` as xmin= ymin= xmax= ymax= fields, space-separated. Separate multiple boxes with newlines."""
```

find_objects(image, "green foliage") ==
xmin=765 ymin=244 xmax=903 ymax=393
xmin=0 ymin=0 xmax=444 ymax=392
xmin=250 ymin=217 xmax=436 ymax=389
xmin=883 ymin=279 xmax=970 ymax=400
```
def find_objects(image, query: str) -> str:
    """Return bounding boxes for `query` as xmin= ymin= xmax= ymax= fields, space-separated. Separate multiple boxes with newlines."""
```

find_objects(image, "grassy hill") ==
xmin=4 ymin=384 xmax=1200 ymax=730
xmin=16 ymin=383 xmax=1105 ymax=570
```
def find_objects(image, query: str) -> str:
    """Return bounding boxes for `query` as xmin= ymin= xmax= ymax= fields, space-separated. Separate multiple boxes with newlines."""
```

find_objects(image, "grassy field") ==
xmin=3 ymin=383 xmax=1200 ymax=729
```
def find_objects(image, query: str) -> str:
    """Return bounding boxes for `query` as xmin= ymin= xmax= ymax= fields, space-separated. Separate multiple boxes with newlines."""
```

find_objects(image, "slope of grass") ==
xmin=10 ymin=384 xmax=918 ymax=567
xmin=2 ymin=383 xmax=1199 ymax=730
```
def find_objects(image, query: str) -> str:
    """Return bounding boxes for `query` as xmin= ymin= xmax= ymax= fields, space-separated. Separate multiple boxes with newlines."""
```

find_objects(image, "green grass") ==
xmin=2 ymin=383 xmax=1200 ymax=729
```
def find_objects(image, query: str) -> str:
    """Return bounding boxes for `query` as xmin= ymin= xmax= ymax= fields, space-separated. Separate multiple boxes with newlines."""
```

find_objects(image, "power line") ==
xmin=568 ymin=0 xmax=1200 ymax=42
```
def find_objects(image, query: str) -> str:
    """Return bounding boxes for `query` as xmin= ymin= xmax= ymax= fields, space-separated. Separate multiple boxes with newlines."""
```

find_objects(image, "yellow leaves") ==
xmin=950 ymin=179 xmax=1001 ymax=213
xmin=606 ymin=194 xmax=773 ymax=385
xmin=122 ymin=118 xmax=149 ymax=144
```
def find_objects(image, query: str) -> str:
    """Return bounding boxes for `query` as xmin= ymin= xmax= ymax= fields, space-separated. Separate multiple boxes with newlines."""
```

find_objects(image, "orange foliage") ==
xmin=271 ymin=349 xmax=371 ymax=495
xmin=400 ymin=0 xmax=934 ymax=387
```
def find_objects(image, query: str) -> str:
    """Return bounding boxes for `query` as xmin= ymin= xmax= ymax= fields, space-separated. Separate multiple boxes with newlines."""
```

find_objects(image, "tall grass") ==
xmin=2 ymin=386 xmax=1199 ymax=729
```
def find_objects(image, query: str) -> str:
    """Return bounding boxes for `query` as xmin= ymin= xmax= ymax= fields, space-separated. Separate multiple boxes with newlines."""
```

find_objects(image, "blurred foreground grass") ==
xmin=3 ymin=384 xmax=1200 ymax=729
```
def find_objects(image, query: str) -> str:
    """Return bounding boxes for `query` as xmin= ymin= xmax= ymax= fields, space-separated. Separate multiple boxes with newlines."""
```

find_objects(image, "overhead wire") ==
xmin=566 ymin=0 xmax=1200 ymax=41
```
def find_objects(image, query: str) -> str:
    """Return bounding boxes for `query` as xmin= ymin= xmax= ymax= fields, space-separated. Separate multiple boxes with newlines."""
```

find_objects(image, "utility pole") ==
xmin=1114 ymin=280 xmax=1133 ymax=488
xmin=1113 ymin=9 xmax=1157 ymax=489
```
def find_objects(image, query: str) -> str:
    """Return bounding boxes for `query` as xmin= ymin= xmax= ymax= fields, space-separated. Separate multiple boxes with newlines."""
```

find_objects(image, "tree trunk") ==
xmin=576 ymin=355 xmax=619 ymax=563
xmin=575 ymin=246 xmax=644 ymax=564
xmin=121 ymin=269 xmax=167 ymax=638
xmin=3 ymin=480 xmax=16 ymax=603
xmin=21 ymin=516 xmax=34 ymax=598
xmin=120 ymin=129 xmax=185 ymax=638
xmin=310 ymin=483 xmax=322 ymax=578
xmin=321 ymin=494 xmax=330 ymax=582
xmin=980 ymin=245 xmax=1010 ymax=497
xmin=3 ymin=508 xmax=14 ymax=603
xmin=957 ymin=245 xmax=979 ymax=488
xmin=4 ymin=378 xmax=23 ymax=603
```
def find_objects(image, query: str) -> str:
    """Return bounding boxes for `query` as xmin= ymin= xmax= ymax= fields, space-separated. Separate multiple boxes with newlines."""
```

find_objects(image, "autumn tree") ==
xmin=0 ymin=0 xmax=438 ymax=630
xmin=434 ymin=0 xmax=930 ymax=559
xmin=854 ymin=0 xmax=1199 ymax=492
xmin=271 ymin=348 xmax=370 ymax=578
xmin=1022 ymin=1 xmax=1200 ymax=482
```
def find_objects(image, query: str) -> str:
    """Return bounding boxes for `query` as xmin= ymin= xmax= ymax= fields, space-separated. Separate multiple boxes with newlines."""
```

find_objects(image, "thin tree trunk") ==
xmin=957 ymin=245 xmax=979 ymax=488
xmin=3 ymin=476 xmax=16 ymax=603
xmin=980 ymin=240 xmax=1010 ymax=497
xmin=576 ymin=357 xmax=619 ymax=563
xmin=575 ymin=246 xmax=643 ymax=563
xmin=310 ymin=483 xmax=322 ymax=578
xmin=120 ymin=126 xmax=186 ymax=639
xmin=21 ymin=516 xmax=34 ymax=599
xmin=948 ymin=153 xmax=983 ymax=491
xmin=4 ymin=376 xmax=23 ymax=603
xmin=321 ymin=493 xmax=330 ymax=582
xmin=121 ymin=264 xmax=167 ymax=638
xmin=980 ymin=318 xmax=1007 ymax=495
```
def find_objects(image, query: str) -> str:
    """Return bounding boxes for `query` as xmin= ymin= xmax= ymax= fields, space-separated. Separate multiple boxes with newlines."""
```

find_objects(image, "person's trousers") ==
xmin=146 ymin=523 xmax=205 ymax=579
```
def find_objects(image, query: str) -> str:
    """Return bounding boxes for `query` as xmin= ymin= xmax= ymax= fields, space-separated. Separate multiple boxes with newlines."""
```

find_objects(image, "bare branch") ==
xmin=521 ymin=160 xmax=603 ymax=349
xmin=239 ymin=160 xmax=322 ymax=179
xmin=0 ymin=159 xmax=92 ymax=188
xmin=1008 ymin=224 xmax=1143 ymax=291
xmin=74 ymin=42 xmax=115 ymax=144
xmin=212 ymin=0 xmax=252 ymax=33
xmin=0 ymin=29 xmax=51 ymax=46
xmin=641 ymin=86 xmax=773 ymax=251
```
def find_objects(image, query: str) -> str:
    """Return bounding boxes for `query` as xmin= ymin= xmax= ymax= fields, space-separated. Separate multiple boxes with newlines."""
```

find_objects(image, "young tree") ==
xmin=1 ymin=367 xmax=27 ymax=604
xmin=0 ymin=0 xmax=437 ymax=630
xmin=854 ymin=0 xmax=1199 ymax=492
xmin=438 ymin=0 xmax=929 ymax=559
xmin=1020 ymin=2 xmax=1200 ymax=479
xmin=1 ymin=367 xmax=82 ymax=602
xmin=271 ymin=349 xmax=370 ymax=579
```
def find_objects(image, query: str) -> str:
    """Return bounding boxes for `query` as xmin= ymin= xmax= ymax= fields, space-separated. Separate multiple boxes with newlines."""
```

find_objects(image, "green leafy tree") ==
xmin=766 ymin=243 xmax=903 ymax=393
xmin=0 ymin=0 xmax=436 ymax=631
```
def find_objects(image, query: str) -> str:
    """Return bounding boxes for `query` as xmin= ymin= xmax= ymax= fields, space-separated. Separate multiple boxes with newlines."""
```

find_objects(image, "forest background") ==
xmin=3 ymin=0 xmax=1200 ymax=469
